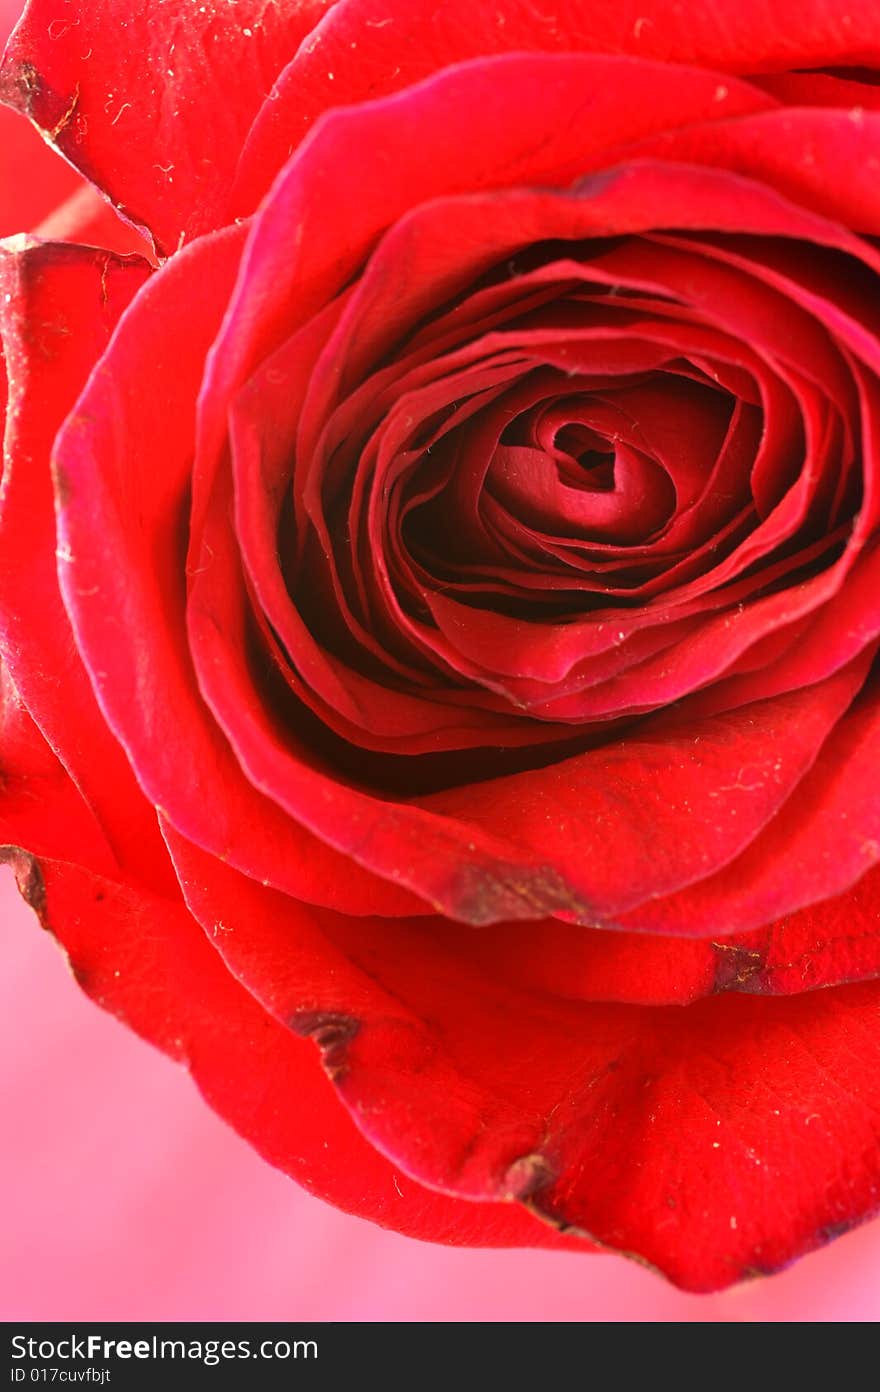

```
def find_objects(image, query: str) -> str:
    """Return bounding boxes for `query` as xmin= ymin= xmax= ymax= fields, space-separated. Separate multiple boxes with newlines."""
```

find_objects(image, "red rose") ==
xmin=4 ymin=0 xmax=880 ymax=1292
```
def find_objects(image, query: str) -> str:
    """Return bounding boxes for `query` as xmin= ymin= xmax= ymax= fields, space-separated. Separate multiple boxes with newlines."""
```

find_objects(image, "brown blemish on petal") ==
xmin=0 ymin=59 xmax=41 ymax=116
xmin=502 ymin=1151 xmax=555 ymax=1201
xmin=817 ymin=1215 xmax=863 ymax=1246
xmin=51 ymin=457 xmax=71 ymax=510
xmin=0 ymin=844 xmax=47 ymax=925
xmin=712 ymin=940 xmax=766 ymax=993
xmin=0 ymin=59 xmax=78 ymax=149
xmin=290 ymin=1010 xmax=359 ymax=1081
xmin=448 ymin=860 xmax=590 ymax=926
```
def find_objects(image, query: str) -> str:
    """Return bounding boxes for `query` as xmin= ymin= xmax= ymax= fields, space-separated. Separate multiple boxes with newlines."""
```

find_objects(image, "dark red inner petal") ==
xmin=217 ymin=212 xmax=873 ymax=778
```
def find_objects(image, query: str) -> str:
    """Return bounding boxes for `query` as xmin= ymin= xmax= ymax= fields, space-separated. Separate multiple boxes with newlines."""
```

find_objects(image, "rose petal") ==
xmin=52 ymin=103 xmax=880 ymax=926
xmin=234 ymin=0 xmax=880 ymax=213
xmin=0 ymin=0 xmax=334 ymax=255
xmin=51 ymin=226 xmax=429 ymax=920
xmin=0 ymin=102 xmax=80 ymax=236
xmin=630 ymin=108 xmax=880 ymax=233
xmin=448 ymin=866 xmax=880 ymax=1005
xmin=0 ymin=238 xmax=172 ymax=891
xmin=167 ymin=827 xmax=880 ymax=1293
xmin=0 ymin=760 xmax=565 ymax=1252
xmin=619 ymin=684 xmax=880 ymax=935
xmin=34 ymin=185 xmax=153 ymax=258
xmin=0 ymin=659 xmax=115 ymax=872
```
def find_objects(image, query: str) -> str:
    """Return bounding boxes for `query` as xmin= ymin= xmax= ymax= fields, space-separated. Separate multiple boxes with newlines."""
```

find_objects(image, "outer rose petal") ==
xmin=232 ymin=0 xmax=880 ymax=212
xmin=0 ymin=661 xmax=115 ymax=873
xmin=0 ymin=0 xmax=335 ymax=256
xmin=0 ymin=382 xmax=584 ymax=1251
xmin=452 ymin=865 xmax=880 ymax=1006
xmin=0 ymin=693 xmax=568 ymax=1251
xmin=0 ymin=238 xmax=173 ymax=893
xmin=167 ymin=828 xmax=880 ymax=1293
xmin=0 ymin=0 xmax=80 ymax=234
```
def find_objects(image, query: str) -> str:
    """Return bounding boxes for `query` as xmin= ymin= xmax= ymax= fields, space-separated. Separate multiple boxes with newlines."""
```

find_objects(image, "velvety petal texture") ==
xmin=5 ymin=0 xmax=880 ymax=1293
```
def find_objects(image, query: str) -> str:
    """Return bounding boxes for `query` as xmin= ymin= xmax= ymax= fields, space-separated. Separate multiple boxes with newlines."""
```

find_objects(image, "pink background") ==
xmin=3 ymin=0 xmax=880 ymax=1322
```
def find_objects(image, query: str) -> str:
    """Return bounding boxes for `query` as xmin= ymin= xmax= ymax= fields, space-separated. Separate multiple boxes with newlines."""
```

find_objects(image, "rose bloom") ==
xmin=5 ymin=0 xmax=880 ymax=1294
